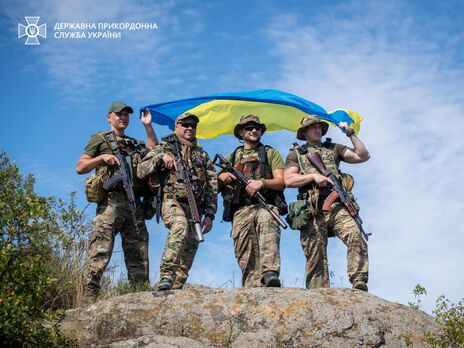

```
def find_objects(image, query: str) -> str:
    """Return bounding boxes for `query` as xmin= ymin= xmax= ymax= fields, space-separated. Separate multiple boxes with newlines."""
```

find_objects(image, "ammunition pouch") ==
xmin=285 ymin=200 xmax=311 ymax=230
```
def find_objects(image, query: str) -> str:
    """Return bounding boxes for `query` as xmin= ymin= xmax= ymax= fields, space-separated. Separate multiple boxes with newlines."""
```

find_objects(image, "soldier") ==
xmin=137 ymin=113 xmax=217 ymax=291
xmin=76 ymin=102 xmax=158 ymax=302
xmin=284 ymin=115 xmax=370 ymax=291
xmin=218 ymin=115 xmax=285 ymax=288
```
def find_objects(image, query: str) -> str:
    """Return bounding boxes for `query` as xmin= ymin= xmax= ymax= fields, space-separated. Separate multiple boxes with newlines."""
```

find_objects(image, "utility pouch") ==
xmin=285 ymin=200 xmax=311 ymax=230
xmin=85 ymin=165 xmax=111 ymax=204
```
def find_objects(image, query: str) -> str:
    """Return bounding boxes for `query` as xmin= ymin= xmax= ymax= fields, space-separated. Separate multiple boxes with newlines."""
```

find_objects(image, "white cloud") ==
xmin=5 ymin=0 xmax=187 ymax=104
xmin=266 ymin=1 xmax=464 ymax=313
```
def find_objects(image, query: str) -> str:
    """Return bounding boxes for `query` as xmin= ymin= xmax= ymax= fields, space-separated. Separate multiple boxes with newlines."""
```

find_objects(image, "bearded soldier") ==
xmin=284 ymin=115 xmax=370 ymax=291
xmin=76 ymin=102 xmax=158 ymax=302
xmin=218 ymin=115 xmax=286 ymax=288
xmin=137 ymin=113 xmax=217 ymax=291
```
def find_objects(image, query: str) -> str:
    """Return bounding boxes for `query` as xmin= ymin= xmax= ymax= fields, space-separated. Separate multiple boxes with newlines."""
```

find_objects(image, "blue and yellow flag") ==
xmin=142 ymin=89 xmax=363 ymax=139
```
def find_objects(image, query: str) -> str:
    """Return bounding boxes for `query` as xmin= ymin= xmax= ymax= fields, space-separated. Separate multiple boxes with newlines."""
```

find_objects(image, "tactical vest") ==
xmin=295 ymin=139 xmax=342 ymax=200
xmin=231 ymin=143 xmax=272 ymax=181
xmin=101 ymin=132 xmax=149 ymax=195
xmin=162 ymin=142 xmax=208 ymax=204
xmin=230 ymin=144 xmax=275 ymax=206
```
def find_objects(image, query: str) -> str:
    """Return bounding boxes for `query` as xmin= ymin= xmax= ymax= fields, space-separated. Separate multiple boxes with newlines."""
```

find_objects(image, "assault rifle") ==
xmin=213 ymin=154 xmax=288 ymax=229
xmin=162 ymin=134 xmax=204 ymax=243
xmin=307 ymin=152 xmax=371 ymax=241
xmin=103 ymin=153 xmax=141 ymax=233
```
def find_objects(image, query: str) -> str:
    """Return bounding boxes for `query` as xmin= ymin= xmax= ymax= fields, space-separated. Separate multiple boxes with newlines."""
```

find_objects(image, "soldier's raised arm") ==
xmin=338 ymin=122 xmax=370 ymax=164
xmin=140 ymin=108 xmax=158 ymax=149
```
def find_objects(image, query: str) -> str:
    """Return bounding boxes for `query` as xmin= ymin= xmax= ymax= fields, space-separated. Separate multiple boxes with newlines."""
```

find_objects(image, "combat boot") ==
xmin=352 ymin=280 xmax=368 ymax=292
xmin=157 ymin=278 xmax=173 ymax=291
xmin=262 ymin=271 xmax=281 ymax=288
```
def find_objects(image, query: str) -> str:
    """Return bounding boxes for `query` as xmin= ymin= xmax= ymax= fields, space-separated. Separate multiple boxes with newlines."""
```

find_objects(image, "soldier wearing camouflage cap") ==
xmin=284 ymin=115 xmax=370 ymax=291
xmin=137 ymin=112 xmax=217 ymax=291
xmin=76 ymin=102 xmax=158 ymax=303
xmin=218 ymin=114 xmax=285 ymax=288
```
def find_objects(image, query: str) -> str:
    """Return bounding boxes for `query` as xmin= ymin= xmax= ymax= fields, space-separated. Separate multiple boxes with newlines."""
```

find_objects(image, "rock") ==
xmin=61 ymin=287 xmax=439 ymax=347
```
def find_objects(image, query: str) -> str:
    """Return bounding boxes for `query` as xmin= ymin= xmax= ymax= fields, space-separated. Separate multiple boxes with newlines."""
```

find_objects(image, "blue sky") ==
xmin=1 ymin=0 xmax=463 ymax=314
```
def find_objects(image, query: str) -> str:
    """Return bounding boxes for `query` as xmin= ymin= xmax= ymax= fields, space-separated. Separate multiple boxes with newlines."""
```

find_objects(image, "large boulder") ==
xmin=61 ymin=287 xmax=439 ymax=347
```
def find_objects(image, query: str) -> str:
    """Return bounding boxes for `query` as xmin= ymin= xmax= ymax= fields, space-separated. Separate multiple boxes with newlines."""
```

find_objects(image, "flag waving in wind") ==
xmin=142 ymin=89 xmax=363 ymax=139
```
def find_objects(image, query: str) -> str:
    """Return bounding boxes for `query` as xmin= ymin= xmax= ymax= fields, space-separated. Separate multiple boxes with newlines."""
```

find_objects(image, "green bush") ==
xmin=424 ymin=296 xmax=464 ymax=348
xmin=0 ymin=152 xmax=79 ymax=347
xmin=404 ymin=285 xmax=464 ymax=347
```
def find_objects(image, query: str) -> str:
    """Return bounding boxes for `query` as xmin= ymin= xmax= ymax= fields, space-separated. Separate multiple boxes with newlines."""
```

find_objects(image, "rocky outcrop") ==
xmin=61 ymin=287 xmax=439 ymax=347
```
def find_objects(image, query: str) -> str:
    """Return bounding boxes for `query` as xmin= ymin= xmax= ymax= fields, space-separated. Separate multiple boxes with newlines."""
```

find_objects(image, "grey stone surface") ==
xmin=61 ymin=287 xmax=439 ymax=347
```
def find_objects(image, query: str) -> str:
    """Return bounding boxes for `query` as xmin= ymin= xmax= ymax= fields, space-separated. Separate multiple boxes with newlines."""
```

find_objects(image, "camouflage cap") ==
xmin=296 ymin=115 xmax=329 ymax=140
xmin=107 ymin=101 xmax=133 ymax=114
xmin=175 ymin=112 xmax=200 ymax=124
xmin=233 ymin=114 xmax=267 ymax=140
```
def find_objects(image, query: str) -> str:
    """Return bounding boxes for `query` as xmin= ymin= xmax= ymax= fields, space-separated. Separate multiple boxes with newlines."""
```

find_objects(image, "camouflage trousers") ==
xmin=85 ymin=191 xmax=149 ymax=293
xmin=160 ymin=198 xmax=200 ymax=288
xmin=231 ymin=204 xmax=281 ymax=287
xmin=300 ymin=203 xmax=368 ymax=289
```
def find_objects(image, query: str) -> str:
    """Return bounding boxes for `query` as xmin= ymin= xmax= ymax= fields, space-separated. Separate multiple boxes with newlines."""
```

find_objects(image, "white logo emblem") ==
xmin=18 ymin=17 xmax=47 ymax=45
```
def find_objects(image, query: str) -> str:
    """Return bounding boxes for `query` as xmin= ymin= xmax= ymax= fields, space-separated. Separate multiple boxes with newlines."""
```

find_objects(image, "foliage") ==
xmin=403 ymin=284 xmax=464 ymax=348
xmin=408 ymin=284 xmax=427 ymax=310
xmin=424 ymin=296 xmax=464 ymax=348
xmin=99 ymin=278 xmax=153 ymax=300
xmin=45 ymin=193 xmax=92 ymax=310
xmin=0 ymin=152 xmax=78 ymax=347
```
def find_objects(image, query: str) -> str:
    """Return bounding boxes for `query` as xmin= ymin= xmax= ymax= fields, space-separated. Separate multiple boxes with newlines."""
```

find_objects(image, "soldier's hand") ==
xmin=339 ymin=122 xmax=355 ymax=136
xmin=201 ymin=216 xmax=213 ymax=234
xmin=246 ymin=179 xmax=263 ymax=197
xmin=140 ymin=108 xmax=152 ymax=125
xmin=100 ymin=154 xmax=120 ymax=166
xmin=218 ymin=172 xmax=236 ymax=184
xmin=313 ymin=173 xmax=333 ymax=187
xmin=162 ymin=154 xmax=177 ymax=171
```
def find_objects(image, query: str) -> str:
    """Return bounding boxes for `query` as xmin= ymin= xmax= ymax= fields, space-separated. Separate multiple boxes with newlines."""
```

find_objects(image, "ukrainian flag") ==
xmin=142 ymin=89 xmax=363 ymax=139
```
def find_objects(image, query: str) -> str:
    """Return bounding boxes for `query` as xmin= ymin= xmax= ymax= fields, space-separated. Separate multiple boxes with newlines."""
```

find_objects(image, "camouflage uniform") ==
xmin=223 ymin=116 xmax=284 ymax=288
xmin=285 ymin=137 xmax=369 ymax=289
xmin=83 ymin=132 xmax=150 ymax=294
xmin=137 ymin=137 xmax=217 ymax=289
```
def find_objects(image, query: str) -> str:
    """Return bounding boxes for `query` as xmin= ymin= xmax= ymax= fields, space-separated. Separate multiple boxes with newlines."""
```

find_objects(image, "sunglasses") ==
xmin=244 ymin=125 xmax=262 ymax=132
xmin=180 ymin=122 xmax=197 ymax=129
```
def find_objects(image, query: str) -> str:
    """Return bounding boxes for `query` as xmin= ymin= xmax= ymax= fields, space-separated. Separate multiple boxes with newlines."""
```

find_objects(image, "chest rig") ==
xmin=231 ymin=143 xmax=271 ymax=182
xmin=100 ymin=132 xmax=148 ymax=194
xmin=230 ymin=143 xmax=278 ymax=207
xmin=293 ymin=138 xmax=342 ymax=211
xmin=163 ymin=142 xmax=207 ymax=203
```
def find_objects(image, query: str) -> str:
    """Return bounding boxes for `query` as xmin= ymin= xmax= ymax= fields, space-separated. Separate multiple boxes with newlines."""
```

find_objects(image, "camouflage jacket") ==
xmin=137 ymin=139 xmax=218 ymax=217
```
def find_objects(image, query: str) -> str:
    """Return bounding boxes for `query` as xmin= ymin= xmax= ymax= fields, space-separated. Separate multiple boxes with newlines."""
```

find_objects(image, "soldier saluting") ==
xmin=76 ymin=102 xmax=158 ymax=303
xmin=284 ymin=116 xmax=370 ymax=291
xmin=137 ymin=113 xmax=217 ymax=291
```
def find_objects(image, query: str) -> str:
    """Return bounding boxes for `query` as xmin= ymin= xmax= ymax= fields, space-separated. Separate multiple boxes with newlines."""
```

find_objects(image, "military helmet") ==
xmin=296 ymin=115 xmax=329 ymax=140
xmin=233 ymin=114 xmax=267 ymax=140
